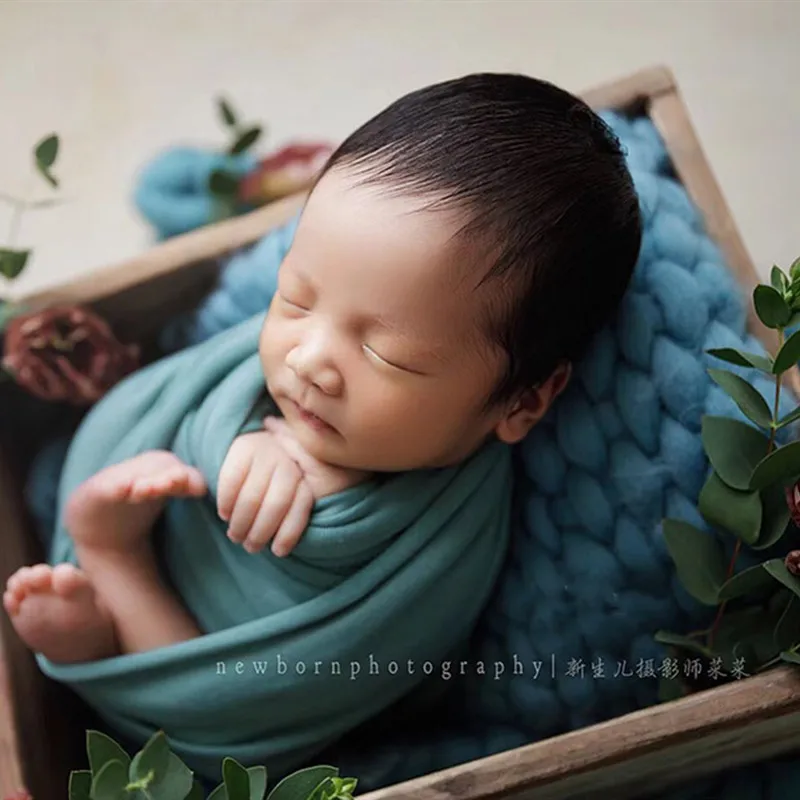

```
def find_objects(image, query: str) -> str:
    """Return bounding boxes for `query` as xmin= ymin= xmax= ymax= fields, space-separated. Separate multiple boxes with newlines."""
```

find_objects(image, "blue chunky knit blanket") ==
xmin=26 ymin=110 xmax=800 ymax=798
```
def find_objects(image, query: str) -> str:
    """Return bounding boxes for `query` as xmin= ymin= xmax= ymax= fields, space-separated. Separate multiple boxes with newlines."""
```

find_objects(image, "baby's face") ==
xmin=258 ymin=168 xmax=510 ymax=472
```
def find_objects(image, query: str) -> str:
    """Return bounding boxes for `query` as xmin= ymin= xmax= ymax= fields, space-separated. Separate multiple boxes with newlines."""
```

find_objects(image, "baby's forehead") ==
xmin=306 ymin=167 xmax=485 ymax=276
xmin=295 ymin=174 xmax=500 ymax=348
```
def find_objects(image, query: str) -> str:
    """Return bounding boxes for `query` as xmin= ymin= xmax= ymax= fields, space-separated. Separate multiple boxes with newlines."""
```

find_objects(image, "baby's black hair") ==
xmin=316 ymin=72 xmax=642 ymax=412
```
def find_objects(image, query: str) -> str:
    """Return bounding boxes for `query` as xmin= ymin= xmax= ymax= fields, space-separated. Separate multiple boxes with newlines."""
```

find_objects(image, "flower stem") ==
xmin=707 ymin=328 xmax=785 ymax=652
xmin=767 ymin=330 xmax=785 ymax=453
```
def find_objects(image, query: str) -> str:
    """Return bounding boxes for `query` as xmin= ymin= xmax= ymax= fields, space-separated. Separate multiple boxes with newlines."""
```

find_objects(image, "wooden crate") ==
xmin=2 ymin=65 xmax=799 ymax=800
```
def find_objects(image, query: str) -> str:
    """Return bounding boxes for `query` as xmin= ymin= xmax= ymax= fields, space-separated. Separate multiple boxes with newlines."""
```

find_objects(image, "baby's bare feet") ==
xmin=3 ymin=563 xmax=116 ymax=664
xmin=65 ymin=450 xmax=207 ymax=552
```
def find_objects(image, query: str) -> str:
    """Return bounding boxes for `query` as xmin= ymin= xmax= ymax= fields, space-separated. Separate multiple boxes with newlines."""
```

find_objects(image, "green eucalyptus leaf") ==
xmin=247 ymin=766 xmax=268 ymax=800
xmin=752 ymin=482 xmax=792 ymax=550
xmin=129 ymin=730 xmax=170 ymax=784
xmin=773 ymin=593 xmax=800 ymax=652
xmin=754 ymin=284 xmax=792 ymax=329
xmin=87 ymin=730 xmax=132 ymax=776
xmin=219 ymin=97 xmax=238 ymax=127
xmin=34 ymin=133 xmax=59 ymax=168
xmin=711 ymin=599 xmax=782 ymax=668
xmin=707 ymin=368 xmax=773 ymax=429
xmin=777 ymin=405 xmax=800 ymax=430
xmin=306 ymin=778 xmax=335 ymax=800
xmin=223 ymin=757 xmax=250 ymax=799
xmin=706 ymin=347 xmax=774 ymax=373
xmin=738 ymin=625 xmax=781 ymax=665
xmin=229 ymin=126 xmax=262 ymax=156
xmin=701 ymin=416 xmax=770 ymax=491
xmin=717 ymin=563 xmax=776 ymax=601
xmin=790 ymin=256 xmax=800 ymax=283
xmin=772 ymin=265 xmax=789 ymax=294
xmin=90 ymin=759 xmax=128 ymax=800
xmin=661 ymin=519 xmax=727 ymax=606
xmin=749 ymin=441 xmax=800 ymax=490
xmin=68 ymin=770 xmax=92 ymax=800
xmin=208 ymin=784 xmax=228 ymax=800
xmin=763 ymin=558 xmax=800 ymax=599
xmin=712 ymin=605 xmax=767 ymax=671
xmin=148 ymin=753 xmax=195 ymax=800
xmin=266 ymin=765 xmax=339 ymax=800
xmin=698 ymin=470 xmax=762 ymax=544
xmin=780 ymin=649 xmax=800 ymax=665
xmin=38 ymin=166 xmax=58 ymax=188
xmin=773 ymin=329 xmax=800 ymax=374
xmin=654 ymin=629 xmax=713 ymax=658
xmin=208 ymin=168 xmax=240 ymax=197
xmin=186 ymin=780 xmax=206 ymax=800
xmin=0 ymin=248 xmax=31 ymax=279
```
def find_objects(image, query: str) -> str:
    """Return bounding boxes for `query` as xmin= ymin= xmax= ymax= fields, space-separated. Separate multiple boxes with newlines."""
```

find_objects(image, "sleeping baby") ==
xmin=3 ymin=72 xmax=641 ymax=669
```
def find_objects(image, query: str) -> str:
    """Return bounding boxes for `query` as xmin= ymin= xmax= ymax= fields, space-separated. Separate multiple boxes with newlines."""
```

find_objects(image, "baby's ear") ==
xmin=493 ymin=361 xmax=572 ymax=445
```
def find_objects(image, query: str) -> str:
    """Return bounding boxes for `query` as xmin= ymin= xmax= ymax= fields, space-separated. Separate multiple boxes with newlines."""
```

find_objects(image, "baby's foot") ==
xmin=65 ymin=450 xmax=207 ymax=552
xmin=3 ymin=563 xmax=116 ymax=664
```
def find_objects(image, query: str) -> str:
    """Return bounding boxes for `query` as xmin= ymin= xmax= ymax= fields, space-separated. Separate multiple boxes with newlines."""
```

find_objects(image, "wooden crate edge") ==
xmin=358 ymin=665 xmax=800 ymax=800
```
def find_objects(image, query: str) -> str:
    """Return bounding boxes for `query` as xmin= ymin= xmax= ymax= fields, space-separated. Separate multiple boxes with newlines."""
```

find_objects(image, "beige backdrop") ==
xmin=1 ymin=0 xmax=798 ymax=297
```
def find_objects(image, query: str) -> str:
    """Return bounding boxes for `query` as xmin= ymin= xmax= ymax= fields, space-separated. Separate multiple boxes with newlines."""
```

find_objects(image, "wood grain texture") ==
xmin=581 ymin=64 xmax=676 ymax=112
xmin=356 ymin=665 xmax=800 ymax=800
xmin=0 ymin=638 xmax=25 ymax=797
xmin=2 ymin=66 xmax=798 ymax=799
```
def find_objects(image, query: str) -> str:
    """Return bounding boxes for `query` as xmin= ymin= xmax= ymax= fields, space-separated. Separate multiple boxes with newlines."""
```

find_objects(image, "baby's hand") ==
xmin=217 ymin=431 xmax=314 ymax=557
xmin=263 ymin=416 xmax=373 ymax=499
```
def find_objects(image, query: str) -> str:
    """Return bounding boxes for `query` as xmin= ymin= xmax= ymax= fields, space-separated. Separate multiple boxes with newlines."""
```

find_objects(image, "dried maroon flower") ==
xmin=1 ymin=305 xmax=139 ymax=406
xmin=785 ymin=550 xmax=800 ymax=576
xmin=786 ymin=482 xmax=800 ymax=528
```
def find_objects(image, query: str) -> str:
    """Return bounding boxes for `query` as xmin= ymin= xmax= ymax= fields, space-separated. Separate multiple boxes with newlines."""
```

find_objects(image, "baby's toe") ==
xmin=27 ymin=564 xmax=54 ymax=591
xmin=3 ymin=589 xmax=20 ymax=615
xmin=6 ymin=567 xmax=32 ymax=594
xmin=51 ymin=563 xmax=90 ymax=597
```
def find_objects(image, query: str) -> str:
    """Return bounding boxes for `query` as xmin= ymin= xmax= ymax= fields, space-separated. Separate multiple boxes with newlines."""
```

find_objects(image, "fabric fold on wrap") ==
xmin=37 ymin=311 xmax=513 ymax=783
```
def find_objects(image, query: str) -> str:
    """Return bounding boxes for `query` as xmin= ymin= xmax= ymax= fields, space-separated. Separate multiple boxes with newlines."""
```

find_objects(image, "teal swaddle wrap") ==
xmin=36 ymin=311 xmax=513 ymax=783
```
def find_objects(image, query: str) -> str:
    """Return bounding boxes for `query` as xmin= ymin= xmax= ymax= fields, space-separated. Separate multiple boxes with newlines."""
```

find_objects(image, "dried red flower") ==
xmin=786 ymin=483 xmax=800 ymax=529
xmin=1 ymin=305 xmax=139 ymax=406
xmin=238 ymin=142 xmax=333 ymax=204
xmin=785 ymin=550 xmax=800 ymax=576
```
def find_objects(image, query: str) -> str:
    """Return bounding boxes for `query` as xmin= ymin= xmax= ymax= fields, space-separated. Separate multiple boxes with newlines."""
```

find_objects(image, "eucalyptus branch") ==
xmin=657 ymin=257 xmax=800 ymax=696
xmin=0 ymin=133 xmax=60 ymax=282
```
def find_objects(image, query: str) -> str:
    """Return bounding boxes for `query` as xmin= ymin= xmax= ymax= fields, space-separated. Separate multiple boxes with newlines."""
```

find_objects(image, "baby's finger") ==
xmin=184 ymin=466 xmax=208 ymax=497
xmin=271 ymin=479 xmax=315 ymax=558
xmin=217 ymin=441 xmax=253 ymax=522
xmin=242 ymin=461 xmax=299 ymax=553
xmin=227 ymin=464 xmax=272 ymax=544
xmin=265 ymin=422 xmax=321 ymax=474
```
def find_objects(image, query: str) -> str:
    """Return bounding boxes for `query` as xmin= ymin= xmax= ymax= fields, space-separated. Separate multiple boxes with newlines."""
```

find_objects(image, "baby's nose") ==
xmin=286 ymin=345 xmax=341 ymax=395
